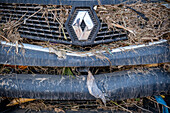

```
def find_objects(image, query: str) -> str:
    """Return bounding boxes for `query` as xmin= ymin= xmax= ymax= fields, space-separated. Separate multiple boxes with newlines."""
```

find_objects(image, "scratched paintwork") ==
xmin=0 ymin=68 xmax=169 ymax=100
xmin=0 ymin=41 xmax=169 ymax=67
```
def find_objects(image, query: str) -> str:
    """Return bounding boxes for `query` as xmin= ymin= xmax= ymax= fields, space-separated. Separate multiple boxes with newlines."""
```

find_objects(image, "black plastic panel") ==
xmin=0 ymin=41 xmax=169 ymax=67
xmin=0 ymin=68 xmax=169 ymax=100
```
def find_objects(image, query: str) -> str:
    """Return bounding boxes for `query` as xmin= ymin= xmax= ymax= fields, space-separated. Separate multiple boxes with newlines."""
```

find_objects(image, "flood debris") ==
xmin=19 ymin=100 xmax=65 ymax=112
xmin=49 ymin=47 xmax=66 ymax=59
xmin=87 ymin=71 xmax=106 ymax=106
xmin=110 ymin=101 xmax=133 ymax=113
xmin=96 ymin=2 xmax=170 ymax=44
xmin=126 ymin=6 xmax=149 ymax=21
xmin=3 ymin=97 xmax=165 ymax=112
xmin=163 ymin=63 xmax=170 ymax=72
xmin=0 ymin=2 xmax=169 ymax=55
xmin=0 ymin=20 xmax=22 ymax=53
xmin=0 ymin=63 xmax=168 ymax=76
xmin=0 ymin=5 xmax=71 ymax=56
xmin=7 ymin=98 xmax=35 ymax=106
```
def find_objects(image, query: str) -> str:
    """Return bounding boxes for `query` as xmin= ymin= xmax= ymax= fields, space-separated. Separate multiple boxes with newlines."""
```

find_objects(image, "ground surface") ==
xmin=0 ymin=96 xmax=170 ymax=113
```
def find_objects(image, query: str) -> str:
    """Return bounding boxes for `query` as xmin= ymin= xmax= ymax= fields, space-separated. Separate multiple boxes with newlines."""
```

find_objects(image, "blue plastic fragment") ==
xmin=154 ymin=96 xmax=169 ymax=113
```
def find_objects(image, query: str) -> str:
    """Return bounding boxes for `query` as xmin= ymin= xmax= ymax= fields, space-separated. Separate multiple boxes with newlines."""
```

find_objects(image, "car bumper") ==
xmin=0 ymin=40 xmax=170 ymax=100
xmin=0 ymin=40 xmax=169 ymax=67
xmin=0 ymin=68 xmax=169 ymax=100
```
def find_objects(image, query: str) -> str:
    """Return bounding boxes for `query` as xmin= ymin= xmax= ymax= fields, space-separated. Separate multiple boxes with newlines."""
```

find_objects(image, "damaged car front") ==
xmin=0 ymin=0 xmax=170 ymax=106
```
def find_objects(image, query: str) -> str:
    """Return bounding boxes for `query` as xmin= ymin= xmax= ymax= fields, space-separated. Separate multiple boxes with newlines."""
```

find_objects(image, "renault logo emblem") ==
xmin=72 ymin=11 xmax=94 ymax=40
xmin=65 ymin=7 xmax=100 ymax=46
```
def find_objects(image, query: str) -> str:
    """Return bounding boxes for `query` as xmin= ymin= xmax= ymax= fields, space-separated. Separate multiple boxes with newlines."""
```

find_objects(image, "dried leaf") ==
xmin=111 ymin=23 xmax=136 ymax=35
xmin=54 ymin=108 xmax=65 ymax=113
xmin=87 ymin=71 xmax=106 ymax=106
xmin=49 ymin=47 xmax=66 ymax=59
xmin=7 ymin=98 xmax=35 ymax=106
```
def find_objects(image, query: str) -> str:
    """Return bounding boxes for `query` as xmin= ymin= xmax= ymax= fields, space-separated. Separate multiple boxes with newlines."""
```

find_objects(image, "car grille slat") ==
xmin=0 ymin=12 xmax=60 ymax=26
xmin=1 ymin=11 xmax=59 ymax=21
xmin=18 ymin=29 xmax=69 ymax=40
xmin=0 ymin=17 xmax=68 ymax=34
xmin=21 ymin=23 xmax=65 ymax=33
xmin=20 ymin=25 xmax=69 ymax=36
xmin=20 ymin=34 xmax=72 ymax=44
xmin=0 ymin=8 xmax=39 ymax=14
xmin=0 ymin=3 xmax=127 ymax=46
xmin=97 ymin=30 xmax=122 ymax=35
xmin=96 ymin=33 xmax=127 ymax=40
xmin=0 ymin=4 xmax=41 ymax=9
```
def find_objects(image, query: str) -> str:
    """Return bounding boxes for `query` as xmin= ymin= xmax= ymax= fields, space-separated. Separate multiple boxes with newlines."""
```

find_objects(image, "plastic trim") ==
xmin=0 ymin=40 xmax=169 ymax=67
xmin=0 ymin=68 xmax=169 ymax=100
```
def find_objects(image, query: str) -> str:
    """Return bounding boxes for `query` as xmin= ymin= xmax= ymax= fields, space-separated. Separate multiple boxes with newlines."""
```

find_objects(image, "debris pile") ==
xmin=96 ymin=3 xmax=170 ymax=44
xmin=0 ymin=4 xmax=71 ymax=45
xmin=0 ymin=3 xmax=169 ymax=55
xmin=5 ymin=97 xmax=165 ymax=113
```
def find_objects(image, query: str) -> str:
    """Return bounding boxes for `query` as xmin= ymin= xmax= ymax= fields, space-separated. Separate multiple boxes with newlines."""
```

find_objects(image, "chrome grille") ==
xmin=0 ymin=3 xmax=127 ymax=46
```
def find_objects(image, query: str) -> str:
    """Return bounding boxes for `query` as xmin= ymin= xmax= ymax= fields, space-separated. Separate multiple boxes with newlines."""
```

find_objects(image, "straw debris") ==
xmin=0 ymin=3 xmax=169 ymax=57
xmin=96 ymin=2 xmax=170 ymax=44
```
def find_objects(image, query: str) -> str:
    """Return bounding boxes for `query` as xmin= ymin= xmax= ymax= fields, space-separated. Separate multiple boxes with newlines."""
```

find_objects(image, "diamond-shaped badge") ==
xmin=65 ymin=7 xmax=100 ymax=46
xmin=72 ymin=11 xmax=94 ymax=40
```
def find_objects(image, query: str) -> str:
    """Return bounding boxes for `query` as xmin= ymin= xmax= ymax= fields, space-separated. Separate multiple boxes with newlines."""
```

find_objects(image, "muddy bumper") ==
xmin=0 ymin=40 xmax=170 ymax=100
xmin=0 ymin=40 xmax=170 ymax=67
xmin=0 ymin=68 xmax=169 ymax=100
